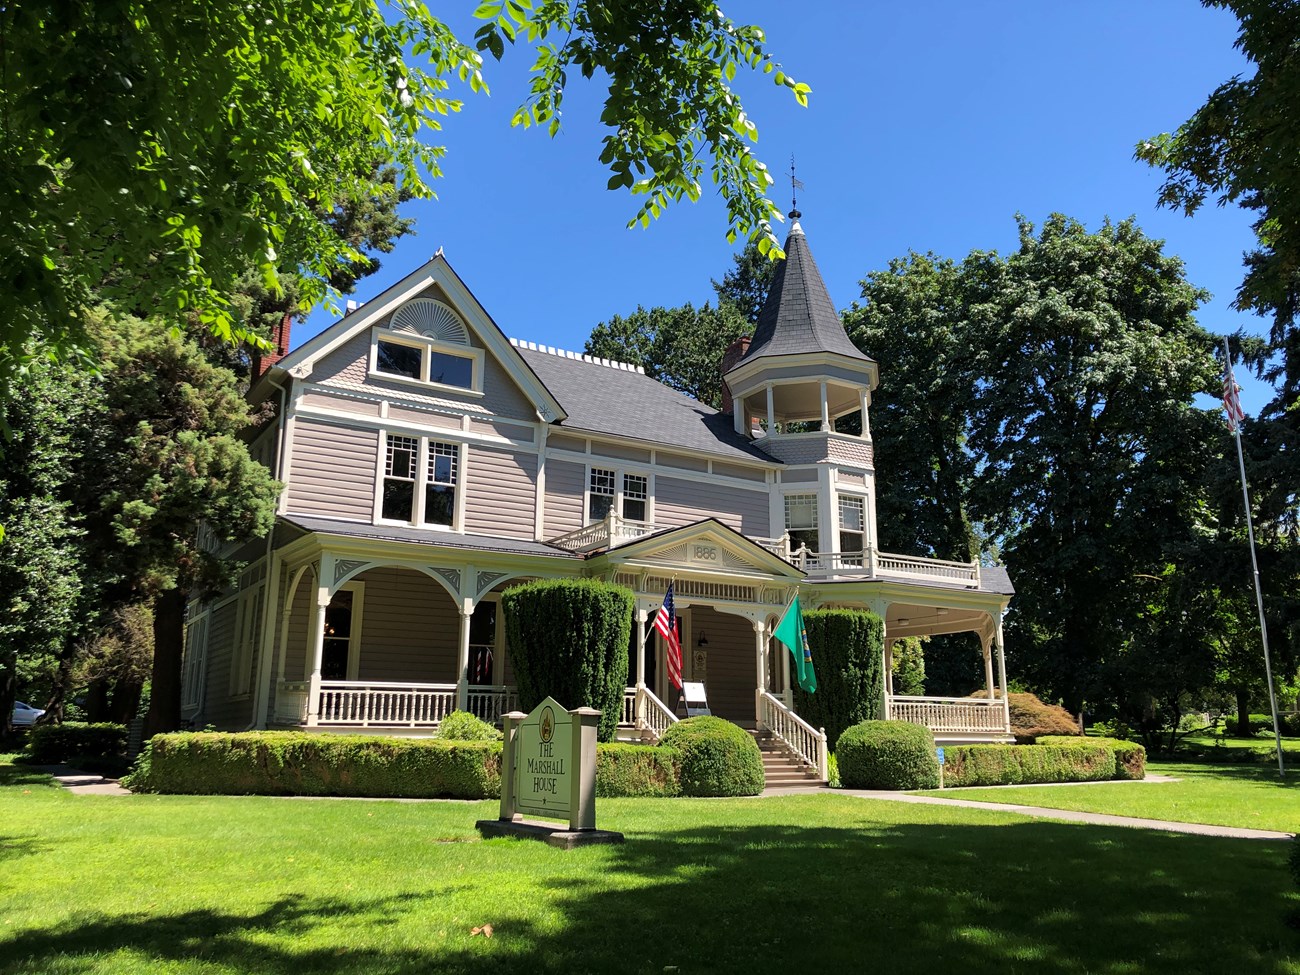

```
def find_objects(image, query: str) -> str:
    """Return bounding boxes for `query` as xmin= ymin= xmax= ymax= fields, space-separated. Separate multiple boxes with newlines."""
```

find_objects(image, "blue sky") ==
xmin=300 ymin=1 xmax=1269 ymax=412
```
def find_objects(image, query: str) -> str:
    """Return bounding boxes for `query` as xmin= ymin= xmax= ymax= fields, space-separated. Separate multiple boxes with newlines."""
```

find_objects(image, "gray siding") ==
xmin=656 ymin=475 xmax=770 ymax=537
xmin=689 ymin=607 xmax=756 ymax=724
xmin=201 ymin=600 xmax=243 ymax=730
xmin=354 ymin=567 xmax=460 ymax=682
xmin=464 ymin=445 xmax=537 ymax=539
xmin=543 ymin=459 xmax=586 ymax=538
xmin=285 ymin=419 xmax=378 ymax=521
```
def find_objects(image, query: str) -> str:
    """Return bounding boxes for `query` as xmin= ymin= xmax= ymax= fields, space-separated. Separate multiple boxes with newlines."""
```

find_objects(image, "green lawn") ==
xmin=1 ymin=763 xmax=1297 ymax=974
xmin=916 ymin=760 xmax=1299 ymax=834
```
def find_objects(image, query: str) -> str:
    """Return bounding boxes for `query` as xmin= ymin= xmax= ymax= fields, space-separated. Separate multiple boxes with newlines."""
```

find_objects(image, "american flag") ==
xmin=654 ymin=584 xmax=683 ymax=690
xmin=1223 ymin=360 xmax=1246 ymax=433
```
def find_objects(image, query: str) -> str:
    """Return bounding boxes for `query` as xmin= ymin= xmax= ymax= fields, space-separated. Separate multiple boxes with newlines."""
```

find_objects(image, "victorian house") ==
xmin=180 ymin=218 xmax=1014 ymax=781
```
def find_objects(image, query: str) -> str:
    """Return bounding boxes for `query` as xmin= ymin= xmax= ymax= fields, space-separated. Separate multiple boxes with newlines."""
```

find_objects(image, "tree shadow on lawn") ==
xmin=1161 ymin=760 xmax=1300 ymax=789
xmin=2 ymin=817 xmax=1296 ymax=975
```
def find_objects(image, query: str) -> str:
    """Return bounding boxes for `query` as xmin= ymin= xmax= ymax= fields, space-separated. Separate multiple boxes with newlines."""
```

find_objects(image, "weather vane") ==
xmin=789 ymin=155 xmax=804 ymax=218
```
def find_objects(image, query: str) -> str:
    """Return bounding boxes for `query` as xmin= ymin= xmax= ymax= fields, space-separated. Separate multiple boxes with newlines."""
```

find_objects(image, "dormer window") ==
xmin=370 ymin=297 xmax=483 ymax=394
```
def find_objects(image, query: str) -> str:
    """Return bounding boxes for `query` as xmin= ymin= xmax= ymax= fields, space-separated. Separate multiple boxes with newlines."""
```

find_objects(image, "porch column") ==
xmin=779 ymin=629 xmax=792 ymax=706
xmin=881 ymin=637 xmax=896 ymax=719
xmin=994 ymin=613 xmax=1010 ymax=732
xmin=981 ymin=633 xmax=995 ymax=699
xmin=634 ymin=607 xmax=648 ymax=722
xmin=859 ymin=388 xmax=871 ymax=439
xmin=455 ymin=597 xmax=473 ymax=712
xmin=753 ymin=618 xmax=767 ymax=727
xmin=765 ymin=384 xmax=775 ymax=436
xmin=819 ymin=380 xmax=830 ymax=432
xmin=305 ymin=558 xmax=333 ymax=727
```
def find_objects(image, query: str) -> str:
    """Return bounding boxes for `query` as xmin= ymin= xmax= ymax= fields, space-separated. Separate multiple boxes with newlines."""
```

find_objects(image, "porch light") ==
xmin=697 ymin=631 xmax=709 ymax=648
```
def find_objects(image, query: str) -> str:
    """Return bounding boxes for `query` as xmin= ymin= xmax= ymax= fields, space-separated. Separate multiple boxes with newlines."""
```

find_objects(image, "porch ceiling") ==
xmin=885 ymin=602 xmax=990 ymax=640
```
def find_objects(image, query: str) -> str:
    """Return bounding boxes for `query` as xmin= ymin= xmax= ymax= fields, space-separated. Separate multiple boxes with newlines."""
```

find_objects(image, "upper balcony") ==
xmin=547 ymin=512 xmax=981 ymax=588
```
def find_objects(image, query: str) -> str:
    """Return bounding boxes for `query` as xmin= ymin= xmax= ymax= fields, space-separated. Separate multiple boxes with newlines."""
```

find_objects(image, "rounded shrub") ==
xmin=437 ymin=711 xmax=502 ymax=741
xmin=836 ymin=720 xmax=940 ymax=790
xmin=658 ymin=716 xmax=765 ymax=797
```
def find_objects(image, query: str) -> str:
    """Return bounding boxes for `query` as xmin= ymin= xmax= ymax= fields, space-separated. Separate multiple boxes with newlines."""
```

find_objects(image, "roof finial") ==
xmin=788 ymin=154 xmax=804 ymax=220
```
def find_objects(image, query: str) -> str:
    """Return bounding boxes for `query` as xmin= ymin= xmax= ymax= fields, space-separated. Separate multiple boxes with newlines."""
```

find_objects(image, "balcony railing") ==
xmin=549 ymin=511 xmax=662 ymax=553
xmin=887 ymin=695 xmax=1008 ymax=734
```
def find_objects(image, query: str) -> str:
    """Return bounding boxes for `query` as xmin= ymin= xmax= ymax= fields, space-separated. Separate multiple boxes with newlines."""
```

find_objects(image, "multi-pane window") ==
xmin=785 ymin=494 xmax=819 ymax=554
xmin=424 ymin=441 xmax=458 ymax=527
xmin=382 ymin=434 xmax=459 ymax=526
xmin=382 ymin=435 xmax=419 ymax=521
xmin=588 ymin=468 xmax=650 ymax=523
xmin=589 ymin=467 xmax=616 ymax=521
xmin=839 ymin=496 xmax=865 ymax=553
xmin=623 ymin=474 xmax=648 ymax=522
xmin=375 ymin=338 xmax=475 ymax=390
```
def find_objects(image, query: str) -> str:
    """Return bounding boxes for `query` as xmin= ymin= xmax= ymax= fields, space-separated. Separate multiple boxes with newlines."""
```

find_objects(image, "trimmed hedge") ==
xmin=125 ymin=732 xmax=503 ymax=799
xmin=503 ymin=578 xmax=633 ymax=742
xmin=658 ymin=717 xmax=764 ymax=797
xmin=792 ymin=609 xmax=884 ymax=746
xmin=437 ymin=711 xmax=502 ymax=741
xmin=836 ymin=720 xmax=940 ymax=790
xmin=595 ymin=743 xmax=681 ymax=798
xmin=125 ymin=732 xmax=682 ymax=800
xmin=941 ymin=743 xmax=1116 ymax=787
xmin=970 ymin=691 xmax=1079 ymax=741
xmin=24 ymin=722 xmax=127 ymax=764
xmin=1038 ymin=735 xmax=1147 ymax=780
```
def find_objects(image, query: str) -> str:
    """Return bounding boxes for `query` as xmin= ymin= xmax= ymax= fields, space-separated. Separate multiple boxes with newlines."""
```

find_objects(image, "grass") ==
xmin=917 ymin=760 xmax=1299 ymax=833
xmin=1 ymin=762 xmax=1297 ymax=974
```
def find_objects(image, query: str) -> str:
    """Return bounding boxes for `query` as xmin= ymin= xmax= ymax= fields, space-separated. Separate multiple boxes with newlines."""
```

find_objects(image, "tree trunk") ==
xmin=1236 ymin=687 xmax=1251 ymax=735
xmin=144 ymin=587 xmax=187 ymax=737
xmin=85 ymin=679 xmax=110 ymax=722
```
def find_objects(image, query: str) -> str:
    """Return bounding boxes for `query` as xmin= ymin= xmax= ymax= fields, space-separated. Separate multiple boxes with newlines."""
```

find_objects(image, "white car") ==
xmin=12 ymin=701 xmax=44 ymax=728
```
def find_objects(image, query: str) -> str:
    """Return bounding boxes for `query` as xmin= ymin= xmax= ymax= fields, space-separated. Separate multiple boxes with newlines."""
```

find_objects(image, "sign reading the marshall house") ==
xmin=477 ymin=697 xmax=623 ymax=848
xmin=516 ymin=698 xmax=574 ymax=819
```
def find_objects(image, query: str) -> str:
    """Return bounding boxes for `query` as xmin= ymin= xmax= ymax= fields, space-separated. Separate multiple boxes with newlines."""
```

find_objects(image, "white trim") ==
xmin=547 ymin=446 xmax=771 ymax=493
xmin=296 ymin=380 xmax=539 ymax=438
xmin=330 ymin=580 xmax=366 ymax=682
xmin=294 ymin=399 xmax=536 ymax=453
xmin=724 ymin=350 xmax=880 ymax=397
xmin=368 ymin=328 xmax=486 ymax=398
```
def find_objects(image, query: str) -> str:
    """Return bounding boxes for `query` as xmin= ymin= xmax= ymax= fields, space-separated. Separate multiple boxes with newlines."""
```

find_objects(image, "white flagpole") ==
xmin=1223 ymin=339 xmax=1285 ymax=777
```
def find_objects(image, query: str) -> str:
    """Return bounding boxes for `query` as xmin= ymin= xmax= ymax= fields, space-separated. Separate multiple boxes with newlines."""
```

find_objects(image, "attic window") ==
xmin=371 ymin=331 xmax=483 ymax=394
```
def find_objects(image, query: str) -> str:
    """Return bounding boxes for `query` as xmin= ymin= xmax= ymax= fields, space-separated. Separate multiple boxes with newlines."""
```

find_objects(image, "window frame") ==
xmin=585 ymin=464 xmax=653 ymax=525
xmin=368 ymin=328 xmax=485 ymax=397
xmin=837 ymin=494 xmax=866 ymax=554
xmin=319 ymin=581 xmax=366 ymax=682
xmin=783 ymin=492 xmax=820 ymax=554
xmin=374 ymin=432 xmax=467 ymax=531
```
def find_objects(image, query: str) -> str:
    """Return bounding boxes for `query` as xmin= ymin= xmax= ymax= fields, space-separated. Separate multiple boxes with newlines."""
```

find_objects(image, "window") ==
xmin=839 ymin=496 xmax=865 ymax=553
xmin=588 ymin=467 xmax=650 ymax=523
xmin=373 ymin=335 xmax=478 ymax=391
xmin=181 ymin=612 xmax=209 ymax=710
xmin=469 ymin=602 xmax=497 ymax=685
xmin=382 ymin=435 xmax=418 ymax=521
xmin=376 ymin=340 xmax=423 ymax=379
xmin=785 ymin=494 xmax=819 ymax=554
xmin=229 ymin=585 xmax=264 ymax=697
xmin=623 ymin=474 xmax=648 ymax=522
xmin=588 ymin=467 xmax=616 ymax=521
xmin=322 ymin=590 xmax=355 ymax=680
xmin=381 ymin=434 xmax=460 ymax=527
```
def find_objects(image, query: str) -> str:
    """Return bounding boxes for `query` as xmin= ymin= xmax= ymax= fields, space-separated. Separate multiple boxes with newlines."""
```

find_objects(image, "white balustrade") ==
xmin=274 ymin=681 xmax=310 ymax=724
xmin=621 ymin=688 xmax=637 ymax=727
xmin=887 ymin=695 xmax=1007 ymax=733
xmin=638 ymin=686 xmax=678 ymax=739
xmin=316 ymin=681 xmax=458 ymax=727
xmin=759 ymin=690 xmax=828 ymax=781
xmin=465 ymin=686 xmax=517 ymax=724
xmin=549 ymin=512 xmax=660 ymax=553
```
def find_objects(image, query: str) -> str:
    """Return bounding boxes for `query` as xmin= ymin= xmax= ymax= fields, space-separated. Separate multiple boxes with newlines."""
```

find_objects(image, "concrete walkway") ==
xmin=33 ymin=764 xmax=131 ymax=797
xmin=837 ymin=789 xmax=1293 ymax=841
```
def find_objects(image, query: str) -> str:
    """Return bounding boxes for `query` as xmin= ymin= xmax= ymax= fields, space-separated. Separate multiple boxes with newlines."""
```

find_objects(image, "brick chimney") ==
xmin=253 ymin=311 xmax=292 ymax=378
xmin=719 ymin=335 xmax=751 ymax=414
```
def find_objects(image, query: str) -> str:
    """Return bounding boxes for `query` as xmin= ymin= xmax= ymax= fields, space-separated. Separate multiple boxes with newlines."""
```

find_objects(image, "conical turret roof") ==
xmin=734 ymin=220 xmax=870 ymax=366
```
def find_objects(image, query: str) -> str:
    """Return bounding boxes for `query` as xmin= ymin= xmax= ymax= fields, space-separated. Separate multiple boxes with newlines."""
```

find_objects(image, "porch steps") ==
xmin=751 ymin=731 xmax=826 ymax=793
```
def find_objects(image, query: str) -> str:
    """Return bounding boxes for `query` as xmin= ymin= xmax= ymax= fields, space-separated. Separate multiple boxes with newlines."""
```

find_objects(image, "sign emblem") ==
xmin=540 ymin=706 xmax=554 ymax=744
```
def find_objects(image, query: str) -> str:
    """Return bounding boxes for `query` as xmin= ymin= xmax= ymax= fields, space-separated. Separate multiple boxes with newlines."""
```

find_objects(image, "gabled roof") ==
xmin=516 ymin=345 xmax=779 ymax=464
xmin=587 ymin=518 xmax=805 ymax=579
xmin=250 ymin=254 xmax=566 ymax=422
xmin=733 ymin=221 xmax=871 ymax=366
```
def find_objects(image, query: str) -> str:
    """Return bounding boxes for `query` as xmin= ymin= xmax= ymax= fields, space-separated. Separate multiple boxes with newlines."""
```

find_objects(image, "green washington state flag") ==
xmin=773 ymin=596 xmax=817 ymax=693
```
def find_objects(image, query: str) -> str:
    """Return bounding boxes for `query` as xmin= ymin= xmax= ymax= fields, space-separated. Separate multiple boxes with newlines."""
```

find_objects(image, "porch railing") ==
xmin=317 ymin=681 xmax=458 ymax=727
xmin=759 ymin=689 xmax=828 ymax=781
xmin=275 ymin=680 xmax=310 ymax=724
xmin=792 ymin=548 xmax=981 ymax=587
xmin=639 ymin=686 xmax=678 ymax=740
xmin=622 ymin=688 xmax=637 ymax=727
xmin=549 ymin=511 xmax=660 ymax=553
xmin=466 ymin=685 xmax=518 ymax=725
xmin=887 ymin=695 xmax=1007 ymax=734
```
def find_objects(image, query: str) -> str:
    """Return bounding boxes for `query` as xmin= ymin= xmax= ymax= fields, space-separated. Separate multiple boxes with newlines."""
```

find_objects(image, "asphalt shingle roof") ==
xmin=516 ymin=347 xmax=778 ymax=463
xmin=736 ymin=223 xmax=872 ymax=365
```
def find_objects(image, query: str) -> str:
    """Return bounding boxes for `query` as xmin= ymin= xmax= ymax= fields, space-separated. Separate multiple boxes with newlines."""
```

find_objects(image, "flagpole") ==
xmin=1223 ymin=339 xmax=1285 ymax=777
